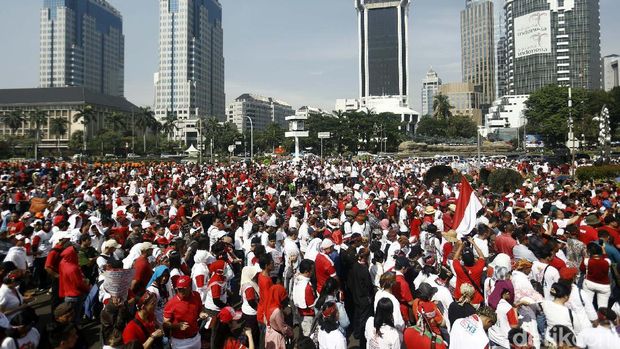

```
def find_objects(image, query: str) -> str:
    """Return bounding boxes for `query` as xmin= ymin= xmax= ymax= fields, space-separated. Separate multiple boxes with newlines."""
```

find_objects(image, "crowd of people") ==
xmin=0 ymin=156 xmax=619 ymax=349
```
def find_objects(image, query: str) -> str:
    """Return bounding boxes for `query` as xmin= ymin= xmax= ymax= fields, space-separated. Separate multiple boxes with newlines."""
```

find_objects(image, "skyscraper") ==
xmin=39 ymin=0 xmax=124 ymax=97
xmin=503 ymin=0 xmax=601 ymax=94
xmin=602 ymin=54 xmax=619 ymax=91
xmin=154 ymin=0 xmax=225 ymax=144
xmin=461 ymin=0 xmax=496 ymax=106
xmin=421 ymin=68 xmax=442 ymax=116
xmin=355 ymin=0 xmax=410 ymax=104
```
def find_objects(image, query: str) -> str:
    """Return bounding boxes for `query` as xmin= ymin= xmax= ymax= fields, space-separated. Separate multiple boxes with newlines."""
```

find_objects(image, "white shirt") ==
xmin=373 ymin=289 xmax=405 ymax=331
xmin=317 ymin=328 xmax=347 ymax=349
xmin=576 ymin=326 xmax=620 ymax=349
xmin=449 ymin=315 xmax=489 ymax=349
xmin=541 ymin=300 xmax=576 ymax=343
xmin=364 ymin=318 xmax=401 ymax=349
xmin=0 ymin=284 xmax=23 ymax=320
xmin=488 ymin=299 xmax=515 ymax=348
xmin=305 ymin=237 xmax=322 ymax=261
xmin=398 ymin=208 xmax=408 ymax=232
xmin=530 ymin=261 xmax=560 ymax=300
xmin=472 ymin=236 xmax=489 ymax=258
xmin=567 ymin=283 xmax=597 ymax=324
xmin=3 ymin=247 xmax=27 ymax=270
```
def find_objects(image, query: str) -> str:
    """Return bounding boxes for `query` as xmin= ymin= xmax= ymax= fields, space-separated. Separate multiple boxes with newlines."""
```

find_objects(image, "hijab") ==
xmin=264 ymin=284 xmax=288 ymax=325
xmin=488 ymin=279 xmax=515 ymax=310
xmin=239 ymin=265 xmax=260 ymax=296
xmin=147 ymin=265 xmax=169 ymax=288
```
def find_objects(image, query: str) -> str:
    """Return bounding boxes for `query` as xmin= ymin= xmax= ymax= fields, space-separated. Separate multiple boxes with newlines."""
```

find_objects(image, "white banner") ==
xmin=102 ymin=269 xmax=135 ymax=297
xmin=514 ymin=11 xmax=552 ymax=58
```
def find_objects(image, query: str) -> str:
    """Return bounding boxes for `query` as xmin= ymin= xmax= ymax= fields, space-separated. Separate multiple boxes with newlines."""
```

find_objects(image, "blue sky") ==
xmin=1 ymin=0 xmax=619 ymax=112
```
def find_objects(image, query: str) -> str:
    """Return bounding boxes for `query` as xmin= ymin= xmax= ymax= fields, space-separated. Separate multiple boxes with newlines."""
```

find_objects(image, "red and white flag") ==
xmin=453 ymin=176 xmax=483 ymax=237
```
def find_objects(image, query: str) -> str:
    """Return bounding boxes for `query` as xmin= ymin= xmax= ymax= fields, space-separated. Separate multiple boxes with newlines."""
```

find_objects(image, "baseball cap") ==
xmin=102 ymin=239 xmax=121 ymax=250
xmin=169 ymin=224 xmax=180 ymax=231
xmin=140 ymin=242 xmax=154 ymax=251
xmin=559 ymin=267 xmax=578 ymax=281
xmin=218 ymin=306 xmax=242 ymax=324
xmin=320 ymin=238 xmax=334 ymax=250
xmin=175 ymin=275 xmax=191 ymax=289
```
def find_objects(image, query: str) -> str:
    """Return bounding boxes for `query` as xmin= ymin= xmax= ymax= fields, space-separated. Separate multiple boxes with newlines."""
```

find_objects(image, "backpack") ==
xmin=531 ymin=265 xmax=550 ymax=295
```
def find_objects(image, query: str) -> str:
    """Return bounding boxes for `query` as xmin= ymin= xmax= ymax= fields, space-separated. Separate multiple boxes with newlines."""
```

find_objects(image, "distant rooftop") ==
xmin=0 ymin=87 xmax=138 ymax=112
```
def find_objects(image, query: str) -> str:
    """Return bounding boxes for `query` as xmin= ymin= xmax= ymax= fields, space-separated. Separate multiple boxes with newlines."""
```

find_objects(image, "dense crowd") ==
xmin=0 ymin=157 xmax=619 ymax=349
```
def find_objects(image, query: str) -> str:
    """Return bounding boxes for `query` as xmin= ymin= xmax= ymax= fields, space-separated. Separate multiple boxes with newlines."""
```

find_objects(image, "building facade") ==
xmin=484 ymin=94 xmax=529 ymax=130
xmin=0 ymin=87 xmax=136 ymax=149
xmin=421 ymin=68 xmax=442 ymax=116
xmin=39 ymin=0 xmax=124 ymax=97
xmin=226 ymin=94 xmax=294 ymax=134
xmin=461 ymin=0 xmax=496 ymax=105
xmin=355 ymin=0 xmax=410 ymax=104
xmin=438 ymin=82 xmax=483 ymax=125
xmin=154 ymin=0 xmax=225 ymax=144
xmin=603 ymin=54 xmax=619 ymax=91
xmin=503 ymin=0 xmax=601 ymax=94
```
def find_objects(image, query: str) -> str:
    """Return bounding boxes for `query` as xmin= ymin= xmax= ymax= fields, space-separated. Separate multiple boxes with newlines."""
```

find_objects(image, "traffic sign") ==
xmin=318 ymin=132 xmax=331 ymax=139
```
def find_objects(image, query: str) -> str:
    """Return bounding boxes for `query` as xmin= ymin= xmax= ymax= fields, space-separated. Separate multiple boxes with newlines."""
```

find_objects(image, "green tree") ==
xmin=416 ymin=115 xmax=447 ymax=137
xmin=3 ymin=109 xmax=25 ymax=135
xmin=433 ymin=94 xmax=453 ymax=120
xmin=29 ymin=109 xmax=48 ymax=160
xmin=135 ymin=107 xmax=157 ymax=153
xmin=106 ymin=112 xmax=126 ymax=132
xmin=256 ymin=122 xmax=285 ymax=153
xmin=525 ymin=85 xmax=589 ymax=145
xmin=73 ymin=105 xmax=96 ymax=152
xmin=447 ymin=115 xmax=478 ymax=138
xmin=161 ymin=110 xmax=178 ymax=140
xmin=49 ymin=117 xmax=68 ymax=155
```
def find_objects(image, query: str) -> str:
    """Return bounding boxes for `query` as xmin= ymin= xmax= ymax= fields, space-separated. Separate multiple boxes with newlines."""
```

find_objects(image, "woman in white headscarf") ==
xmin=240 ymin=265 xmax=261 ymax=349
xmin=191 ymin=249 xmax=214 ymax=305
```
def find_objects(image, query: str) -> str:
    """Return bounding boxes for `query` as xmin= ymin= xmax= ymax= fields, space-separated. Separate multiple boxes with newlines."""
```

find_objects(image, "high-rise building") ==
xmin=504 ymin=0 xmax=601 ymax=94
xmin=154 ymin=0 xmax=225 ymax=144
xmin=226 ymin=94 xmax=294 ymax=134
xmin=355 ymin=0 xmax=409 ymax=104
xmin=438 ymin=82 xmax=483 ymax=125
xmin=603 ymin=54 xmax=619 ymax=91
xmin=461 ymin=0 xmax=496 ymax=106
xmin=39 ymin=0 xmax=124 ymax=97
xmin=421 ymin=68 xmax=442 ymax=116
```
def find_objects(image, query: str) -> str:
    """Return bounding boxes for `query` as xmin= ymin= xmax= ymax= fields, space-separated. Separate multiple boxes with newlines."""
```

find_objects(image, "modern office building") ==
xmin=438 ymin=82 xmax=483 ymax=125
xmin=461 ymin=0 xmax=496 ymax=106
xmin=226 ymin=94 xmax=294 ymax=134
xmin=0 ymin=87 xmax=137 ymax=149
xmin=503 ymin=0 xmax=601 ymax=94
xmin=421 ymin=68 xmax=442 ymax=116
xmin=603 ymin=54 xmax=619 ymax=91
xmin=485 ymin=94 xmax=529 ymax=130
xmin=355 ymin=0 xmax=410 ymax=104
xmin=39 ymin=0 xmax=124 ymax=97
xmin=154 ymin=0 xmax=225 ymax=144
xmin=296 ymin=106 xmax=330 ymax=118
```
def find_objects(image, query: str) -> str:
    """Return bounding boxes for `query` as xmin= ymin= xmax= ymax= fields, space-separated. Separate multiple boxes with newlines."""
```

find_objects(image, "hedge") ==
xmin=575 ymin=165 xmax=620 ymax=181
xmin=488 ymin=168 xmax=523 ymax=193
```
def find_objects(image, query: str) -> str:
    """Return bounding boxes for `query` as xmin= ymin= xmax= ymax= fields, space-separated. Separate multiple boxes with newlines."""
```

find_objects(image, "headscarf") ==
xmin=239 ymin=265 xmax=260 ymax=296
xmin=488 ymin=279 xmax=515 ymax=310
xmin=147 ymin=265 xmax=169 ymax=288
xmin=264 ymin=284 xmax=288 ymax=325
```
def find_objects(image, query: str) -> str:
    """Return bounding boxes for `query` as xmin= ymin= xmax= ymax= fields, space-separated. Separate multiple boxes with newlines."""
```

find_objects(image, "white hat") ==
xmin=320 ymin=239 xmax=334 ymax=250
xmin=140 ymin=242 xmax=154 ymax=251
xmin=102 ymin=239 xmax=121 ymax=251
xmin=57 ymin=230 xmax=73 ymax=240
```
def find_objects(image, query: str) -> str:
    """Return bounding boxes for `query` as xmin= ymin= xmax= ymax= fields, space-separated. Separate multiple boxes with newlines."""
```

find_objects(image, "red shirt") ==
xmin=133 ymin=256 xmax=153 ymax=294
xmin=298 ymin=283 xmax=316 ymax=317
xmin=578 ymin=225 xmax=600 ymax=246
xmin=163 ymin=292 xmax=203 ymax=339
xmin=6 ymin=221 xmax=25 ymax=236
xmin=257 ymin=273 xmax=273 ymax=324
xmin=599 ymin=226 xmax=620 ymax=248
xmin=44 ymin=244 xmax=65 ymax=273
xmin=494 ymin=233 xmax=517 ymax=258
xmin=392 ymin=273 xmax=413 ymax=322
xmin=585 ymin=257 xmax=611 ymax=284
xmin=549 ymin=256 xmax=566 ymax=272
xmin=123 ymin=314 xmax=155 ymax=344
xmin=403 ymin=326 xmax=447 ymax=349
xmin=314 ymin=253 xmax=336 ymax=294
xmin=452 ymin=259 xmax=485 ymax=304
xmin=223 ymin=338 xmax=248 ymax=349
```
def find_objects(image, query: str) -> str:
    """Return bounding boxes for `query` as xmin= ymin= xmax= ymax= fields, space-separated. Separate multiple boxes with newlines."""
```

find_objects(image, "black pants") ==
xmin=51 ymin=277 xmax=63 ymax=310
xmin=353 ymin=302 xmax=373 ymax=348
xmin=33 ymin=257 xmax=48 ymax=289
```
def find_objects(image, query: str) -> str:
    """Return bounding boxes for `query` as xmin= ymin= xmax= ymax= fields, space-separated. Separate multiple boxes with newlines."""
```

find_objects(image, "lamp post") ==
xmin=245 ymin=116 xmax=254 ymax=161
xmin=568 ymin=88 xmax=576 ymax=176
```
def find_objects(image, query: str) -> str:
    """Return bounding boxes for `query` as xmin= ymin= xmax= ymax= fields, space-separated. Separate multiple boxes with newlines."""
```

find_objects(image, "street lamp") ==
xmin=245 ymin=116 xmax=254 ymax=161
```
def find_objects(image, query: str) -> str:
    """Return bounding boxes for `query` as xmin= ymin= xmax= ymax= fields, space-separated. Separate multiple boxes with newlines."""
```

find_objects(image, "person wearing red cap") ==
xmin=213 ymin=306 xmax=254 ymax=349
xmin=316 ymin=301 xmax=347 ymax=349
xmin=122 ymin=291 xmax=164 ymax=347
xmin=163 ymin=275 xmax=208 ymax=349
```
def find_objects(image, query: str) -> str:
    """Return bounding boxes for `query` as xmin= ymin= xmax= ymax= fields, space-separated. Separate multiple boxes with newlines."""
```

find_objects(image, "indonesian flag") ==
xmin=453 ymin=176 xmax=483 ymax=237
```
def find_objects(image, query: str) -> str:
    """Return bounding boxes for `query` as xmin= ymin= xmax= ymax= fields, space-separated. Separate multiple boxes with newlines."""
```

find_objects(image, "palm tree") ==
xmin=49 ymin=117 xmax=68 ymax=156
xmin=3 ymin=109 xmax=25 ymax=136
xmin=106 ymin=112 xmax=126 ymax=132
xmin=135 ymin=107 xmax=157 ymax=153
xmin=73 ymin=105 xmax=96 ymax=153
xmin=161 ymin=110 xmax=178 ymax=140
xmin=29 ymin=109 xmax=48 ymax=160
xmin=433 ymin=94 xmax=453 ymax=120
